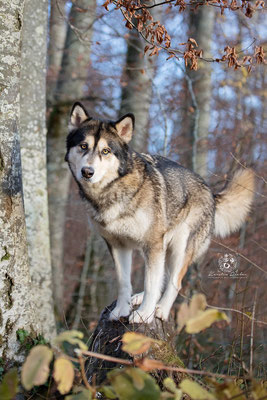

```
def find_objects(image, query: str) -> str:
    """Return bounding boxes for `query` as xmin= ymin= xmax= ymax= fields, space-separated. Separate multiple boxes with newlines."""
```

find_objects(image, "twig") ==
xmin=250 ymin=291 xmax=257 ymax=376
xmin=230 ymin=152 xmax=267 ymax=185
xmin=179 ymin=292 xmax=267 ymax=326
xmin=211 ymin=239 xmax=267 ymax=276
xmin=78 ymin=349 xmax=238 ymax=379
xmin=78 ymin=353 xmax=95 ymax=394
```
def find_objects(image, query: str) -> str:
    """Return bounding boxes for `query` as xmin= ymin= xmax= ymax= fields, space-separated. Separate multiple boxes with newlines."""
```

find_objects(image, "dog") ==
xmin=65 ymin=102 xmax=254 ymax=324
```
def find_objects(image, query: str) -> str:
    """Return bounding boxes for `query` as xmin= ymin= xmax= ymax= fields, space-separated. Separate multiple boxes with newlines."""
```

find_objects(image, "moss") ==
xmin=1 ymin=246 xmax=10 ymax=261
xmin=152 ymin=342 xmax=185 ymax=368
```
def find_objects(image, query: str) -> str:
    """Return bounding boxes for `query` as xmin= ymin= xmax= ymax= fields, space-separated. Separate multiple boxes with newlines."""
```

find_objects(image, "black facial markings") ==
xmin=82 ymin=149 xmax=90 ymax=157
xmin=93 ymin=122 xmax=103 ymax=151
xmin=107 ymin=139 xmax=130 ymax=176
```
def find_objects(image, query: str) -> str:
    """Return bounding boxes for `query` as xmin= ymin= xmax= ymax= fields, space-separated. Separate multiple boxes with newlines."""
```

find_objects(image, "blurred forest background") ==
xmin=0 ymin=0 xmax=266 ymax=379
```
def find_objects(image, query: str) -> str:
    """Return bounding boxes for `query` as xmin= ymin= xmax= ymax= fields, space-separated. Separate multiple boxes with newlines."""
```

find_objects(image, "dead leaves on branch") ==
xmin=102 ymin=0 xmax=265 ymax=71
xmin=220 ymin=45 xmax=266 ymax=73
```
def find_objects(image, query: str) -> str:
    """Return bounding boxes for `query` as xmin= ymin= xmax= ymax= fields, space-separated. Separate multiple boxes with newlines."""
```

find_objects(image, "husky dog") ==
xmin=65 ymin=102 xmax=254 ymax=324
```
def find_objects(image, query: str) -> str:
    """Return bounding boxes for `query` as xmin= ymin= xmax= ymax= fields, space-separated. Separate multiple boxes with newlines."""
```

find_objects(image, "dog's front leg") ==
xmin=129 ymin=246 xmax=165 ymax=324
xmin=109 ymin=247 xmax=132 ymax=321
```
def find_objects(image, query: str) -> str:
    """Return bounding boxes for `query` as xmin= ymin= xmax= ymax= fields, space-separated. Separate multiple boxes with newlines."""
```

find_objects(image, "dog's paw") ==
xmin=109 ymin=303 xmax=130 ymax=321
xmin=129 ymin=308 xmax=154 ymax=324
xmin=131 ymin=292 xmax=144 ymax=307
xmin=155 ymin=304 xmax=169 ymax=321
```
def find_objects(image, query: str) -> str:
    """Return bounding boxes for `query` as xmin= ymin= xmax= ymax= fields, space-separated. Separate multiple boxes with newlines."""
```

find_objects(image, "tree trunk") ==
xmin=20 ymin=0 xmax=56 ymax=340
xmin=119 ymin=6 xmax=161 ymax=152
xmin=0 ymin=0 xmax=37 ymax=360
xmin=187 ymin=7 xmax=215 ymax=179
xmin=86 ymin=302 xmax=178 ymax=385
xmin=47 ymin=0 xmax=67 ymax=104
xmin=47 ymin=0 xmax=96 ymax=313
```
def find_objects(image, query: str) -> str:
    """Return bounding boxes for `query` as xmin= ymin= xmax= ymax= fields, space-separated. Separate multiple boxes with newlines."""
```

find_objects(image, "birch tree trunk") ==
xmin=47 ymin=0 xmax=96 ymax=312
xmin=0 ymin=0 xmax=37 ymax=360
xmin=20 ymin=0 xmax=56 ymax=340
xmin=188 ymin=7 xmax=215 ymax=179
xmin=119 ymin=6 xmax=161 ymax=152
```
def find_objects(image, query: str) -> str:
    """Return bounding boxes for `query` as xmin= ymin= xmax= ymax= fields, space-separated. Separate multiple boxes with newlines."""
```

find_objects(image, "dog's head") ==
xmin=65 ymin=102 xmax=135 ymax=187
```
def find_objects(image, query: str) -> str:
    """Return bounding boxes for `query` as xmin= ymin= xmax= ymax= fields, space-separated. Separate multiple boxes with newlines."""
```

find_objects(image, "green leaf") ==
xmin=126 ymin=368 xmax=145 ymax=390
xmin=122 ymin=332 xmax=160 ymax=355
xmin=21 ymin=345 xmax=53 ymax=390
xmin=186 ymin=309 xmax=229 ymax=334
xmin=0 ymin=368 xmax=18 ymax=400
xmin=180 ymin=379 xmax=215 ymax=400
xmin=53 ymin=357 xmax=74 ymax=394
xmin=251 ymin=380 xmax=267 ymax=399
xmin=101 ymin=386 xmax=117 ymax=399
xmin=163 ymin=378 xmax=183 ymax=400
xmin=54 ymin=330 xmax=88 ymax=350
xmin=108 ymin=367 xmax=161 ymax=400
xmin=16 ymin=329 xmax=30 ymax=343
xmin=163 ymin=377 xmax=177 ymax=393
xmin=65 ymin=387 xmax=92 ymax=400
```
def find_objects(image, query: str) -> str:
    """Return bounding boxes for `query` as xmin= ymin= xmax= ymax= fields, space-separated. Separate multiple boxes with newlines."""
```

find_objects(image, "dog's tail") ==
xmin=214 ymin=169 xmax=255 ymax=238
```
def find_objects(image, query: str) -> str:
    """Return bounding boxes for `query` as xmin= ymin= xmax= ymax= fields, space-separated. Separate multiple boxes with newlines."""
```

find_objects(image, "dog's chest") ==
xmin=87 ymin=201 xmax=152 ymax=242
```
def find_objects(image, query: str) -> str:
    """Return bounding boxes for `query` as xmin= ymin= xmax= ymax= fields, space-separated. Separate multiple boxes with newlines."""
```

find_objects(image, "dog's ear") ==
xmin=69 ymin=102 xmax=90 ymax=130
xmin=115 ymin=113 xmax=135 ymax=144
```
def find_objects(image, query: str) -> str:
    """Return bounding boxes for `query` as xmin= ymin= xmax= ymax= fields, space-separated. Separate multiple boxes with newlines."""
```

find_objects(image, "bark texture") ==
xmin=119 ymin=6 xmax=161 ymax=152
xmin=0 ymin=0 xmax=37 ymax=359
xmin=20 ymin=0 xmax=56 ymax=340
xmin=188 ymin=7 xmax=215 ymax=179
xmin=47 ymin=0 xmax=67 ymax=103
xmin=47 ymin=0 xmax=96 ymax=313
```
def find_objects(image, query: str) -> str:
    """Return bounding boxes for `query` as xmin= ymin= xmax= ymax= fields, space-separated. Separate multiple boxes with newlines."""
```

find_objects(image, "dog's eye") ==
xmin=102 ymin=148 xmax=110 ymax=155
xmin=80 ymin=143 xmax=88 ymax=150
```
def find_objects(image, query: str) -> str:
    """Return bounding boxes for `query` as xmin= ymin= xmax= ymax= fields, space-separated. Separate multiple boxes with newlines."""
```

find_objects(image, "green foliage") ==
xmin=179 ymin=379 xmax=215 ymax=400
xmin=0 ymin=368 xmax=18 ymax=400
xmin=65 ymin=386 xmax=92 ymax=400
xmin=1 ymin=247 xmax=10 ymax=261
xmin=16 ymin=329 xmax=47 ymax=351
xmin=0 ymin=294 xmax=265 ymax=399
xmin=108 ymin=367 xmax=161 ymax=400
xmin=54 ymin=330 xmax=88 ymax=351
xmin=0 ymin=358 xmax=4 ymax=381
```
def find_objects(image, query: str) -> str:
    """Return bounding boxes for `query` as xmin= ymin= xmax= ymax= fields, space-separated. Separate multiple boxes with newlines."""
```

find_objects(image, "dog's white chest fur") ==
xmin=90 ymin=202 xmax=152 ymax=243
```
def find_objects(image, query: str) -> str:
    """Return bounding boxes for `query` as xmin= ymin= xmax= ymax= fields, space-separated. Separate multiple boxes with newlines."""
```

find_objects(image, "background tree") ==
xmin=47 ymin=0 xmax=96 ymax=313
xmin=20 ymin=0 xmax=56 ymax=339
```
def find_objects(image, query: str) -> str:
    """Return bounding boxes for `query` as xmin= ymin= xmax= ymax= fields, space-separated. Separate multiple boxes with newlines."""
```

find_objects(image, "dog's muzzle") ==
xmin=81 ymin=166 xmax=94 ymax=179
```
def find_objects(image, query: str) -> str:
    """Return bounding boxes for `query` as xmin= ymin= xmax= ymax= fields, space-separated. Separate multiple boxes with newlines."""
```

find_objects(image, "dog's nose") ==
xmin=81 ymin=166 xmax=94 ymax=179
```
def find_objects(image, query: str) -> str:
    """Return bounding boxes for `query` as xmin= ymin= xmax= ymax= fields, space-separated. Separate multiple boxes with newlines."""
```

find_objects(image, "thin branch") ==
xmin=230 ymin=152 xmax=267 ymax=185
xmin=78 ymin=353 xmax=95 ymax=393
xmin=211 ymin=238 xmax=267 ymax=276
xmin=179 ymin=293 xmax=267 ymax=326
xmin=250 ymin=291 xmax=257 ymax=376
xmin=76 ymin=349 xmax=239 ymax=379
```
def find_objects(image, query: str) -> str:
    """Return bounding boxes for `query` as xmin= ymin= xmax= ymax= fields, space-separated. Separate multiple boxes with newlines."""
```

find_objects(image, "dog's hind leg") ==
xmin=155 ymin=225 xmax=190 ymax=321
xmin=109 ymin=247 xmax=132 ymax=321
xmin=129 ymin=243 xmax=165 ymax=324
